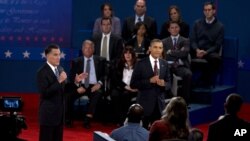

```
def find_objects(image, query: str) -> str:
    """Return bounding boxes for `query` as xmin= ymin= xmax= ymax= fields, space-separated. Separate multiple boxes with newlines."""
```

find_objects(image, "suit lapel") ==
xmin=45 ymin=63 xmax=57 ymax=80
xmin=159 ymin=59 xmax=166 ymax=78
xmin=146 ymin=57 xmax=154 ymax=76
xmin=109 ymin=35 xmax=114 ymax=58
xmin=93 ymin=56 xmax=99 ymax=79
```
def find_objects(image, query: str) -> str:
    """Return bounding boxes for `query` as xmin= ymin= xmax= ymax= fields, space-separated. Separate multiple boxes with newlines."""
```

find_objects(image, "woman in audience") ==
xmin=125 ymin=22 xmax=150 ymax=60
xmin=110 ymin=46 xmax=138 ymax=126
xmin=149 ymin=97 xmax=190 ymax=141
xmin=93 ymin=3 xmax=121 ymax=36
xmin=160 ymin=5 xmax=190 ymax=39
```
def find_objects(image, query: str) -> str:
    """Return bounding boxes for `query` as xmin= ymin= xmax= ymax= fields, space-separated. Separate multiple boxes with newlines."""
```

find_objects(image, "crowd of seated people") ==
xmin=64 ymin=0 xmax=228 ymax=132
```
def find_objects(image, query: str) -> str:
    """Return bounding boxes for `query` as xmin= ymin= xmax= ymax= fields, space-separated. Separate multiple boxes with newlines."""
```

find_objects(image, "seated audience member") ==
xmin=207 ymin=93 xmax=250 ymax=141
xmin=149 ymin=97 xmax=190 ymax=141
xmin=110 ymin=46 xmax=138 ymax=126
xmin=65 ymin=40 xmax=106 ymax=129
xmin=126 ymin=22 xmax=151 ymax=60
xmin=188 ymin=128 xmax=203 ymax=141
xmin=190 ymin=1 xmax=224 ymax=87
xmin=122 ymin=0 xmax=157 ymax=42
xmin=162 ymin=21 xmax=192 ymax=104
xmin=160 ymin=5 xmax=190 ymax=39
xmin=93 ymin=3 xmax=121 ymax=36
xmin=110 ymin=104 xmax=149 ymax=141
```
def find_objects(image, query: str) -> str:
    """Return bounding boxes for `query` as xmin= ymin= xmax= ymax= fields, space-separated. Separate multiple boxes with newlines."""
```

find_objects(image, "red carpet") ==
xmin=1 ymin=93 xmax=250 ymax=141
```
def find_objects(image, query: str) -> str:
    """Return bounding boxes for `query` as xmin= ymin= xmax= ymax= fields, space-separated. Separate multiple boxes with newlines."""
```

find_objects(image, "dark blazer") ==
xmin=207 ymin=114 xmax=250 ymax=141
xmin=122 ymin=16 xmax=157 ymax=41
xmin=130 ymin=57 xmax=171 ymax=116
xmin=91 ymin=33 xmax=123 ymax=63
xmin=162 ymin=36 xmax=190 ymax=68
xmin=36 ymin=63 xmax=65 ymax=126
xmin=69 ymin=55 xmax=106 ymax=91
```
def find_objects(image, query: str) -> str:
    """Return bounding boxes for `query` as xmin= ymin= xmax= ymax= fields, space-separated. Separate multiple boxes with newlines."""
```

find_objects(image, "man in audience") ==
xmin=122 ymin=0 xmax=157 ymax=42
xmin=162 ymin=21 xmax=192 ymax=104
xmin=110 ymin=104 xmax=148 ymax=141
xmin=66 ymin=40 xmax=106 ymax=129
xmin=92 ymin=17 xmax=123 ymax=91
xmin=190 ymin=1 xmax=224 ymax=87
xmin=207 ymin=93 xmax=250 ymax=141
xmin=130 ymin=39 xmax=171 ymax=129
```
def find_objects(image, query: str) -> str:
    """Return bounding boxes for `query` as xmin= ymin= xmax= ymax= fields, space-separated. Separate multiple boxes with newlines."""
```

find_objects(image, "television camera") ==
xmin=0 ymin=96 xmax=27 ymax=139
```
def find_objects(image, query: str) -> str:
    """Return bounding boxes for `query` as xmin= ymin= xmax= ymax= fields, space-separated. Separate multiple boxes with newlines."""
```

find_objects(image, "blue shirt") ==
xmin=110 ymin=122 xmax=149 ymax=141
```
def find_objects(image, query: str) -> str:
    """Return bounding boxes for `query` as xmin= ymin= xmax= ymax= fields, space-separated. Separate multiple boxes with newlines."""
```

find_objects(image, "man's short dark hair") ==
xmin=44 ymin=44 xmax=60 ymax=55
xmin=101 ymin=17 xmax=112 ymax=25
xmin=225 ymin=93 xmax=243 ymax=115
xmin=127 ymin=104 xmax=144 ymax=123
xmin=204 ymin=1 xmax=216 ymax=10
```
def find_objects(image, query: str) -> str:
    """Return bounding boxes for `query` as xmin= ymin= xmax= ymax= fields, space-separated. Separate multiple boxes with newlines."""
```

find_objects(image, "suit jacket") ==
xmin=122 ymin=16 xmax=157 ymax=41
xmin=36 ymin=63 xmax=65 ymax=126
xmin=207 ymin=114 xmax=250 ymax=141
xmin=162 ymin=36 xmax=190 ymax=68
xmin=69 ymin=55 xmax=106 ymax=92
xmin=91 ymin=33 xmax=123 ymax=63
xmin=130 ymin=57 xmax=170 ymax=116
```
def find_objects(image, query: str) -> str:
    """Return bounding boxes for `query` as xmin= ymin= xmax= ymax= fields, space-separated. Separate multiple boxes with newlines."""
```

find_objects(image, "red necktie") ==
xmin=154 ymin=60 xmax=158 ymax=75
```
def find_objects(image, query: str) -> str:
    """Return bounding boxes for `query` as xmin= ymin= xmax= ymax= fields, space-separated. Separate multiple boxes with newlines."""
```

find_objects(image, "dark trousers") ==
xmin=111 ymin=89 xmax=137 ymax=124
xmin=39 ymin=124 xmax=63 ymax=141
xmin=171 ymin=66 xmax=192 ymax=104
xmin=143 ymin=101 xmax=161 ymax=130
xmin=191 ymin=53 xmax=222 ymax=87
xmin=65 ymin=84 xmax=102 ymax=122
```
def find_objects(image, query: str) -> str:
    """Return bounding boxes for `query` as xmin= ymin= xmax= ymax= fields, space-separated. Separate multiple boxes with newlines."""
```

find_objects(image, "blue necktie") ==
xmin=55 ymin=67 xmax=60 ymax=80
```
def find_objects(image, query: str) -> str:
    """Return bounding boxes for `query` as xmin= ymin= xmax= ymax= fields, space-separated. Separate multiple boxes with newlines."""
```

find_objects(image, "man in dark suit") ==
xmin=36 ymin=44 xmax=67 ymax=141
xmin=162 ymin=21 xmax=192 ymax=104
xmin=207 ymin=93 xmax=250 ymax=141
xmin=66 ymin=40 xmax=106 ymax=129
xmin=91 ymin=17 xmax=123 ymax=92
xmin=122 ymin=0 xmax=157 ymax=42
xmin=92 ymin=17 xmax=123 ymax=63
xmin=130 ymin=39 xmax=171 ymax=129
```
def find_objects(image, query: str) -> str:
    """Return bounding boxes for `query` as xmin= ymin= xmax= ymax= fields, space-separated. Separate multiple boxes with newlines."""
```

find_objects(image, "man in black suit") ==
xmin=36 ymin=44 xmax=67 ymax=141
xmin=91 ymin=17 xmax=123 ymax=92
xmin=66 ymin=40 xmax=106 ymax=129
xmin=207 ymin=93 xmax=250 ymax=141
xmin=122 ymin=0 xmax=157 ymax=42
xmin=130 ymin=39 xmax=171 ymax=129
xmin=162 ymin=21 xmax=192 ymax=104
xmin=92 ymin=17 xmax=123 ymax=63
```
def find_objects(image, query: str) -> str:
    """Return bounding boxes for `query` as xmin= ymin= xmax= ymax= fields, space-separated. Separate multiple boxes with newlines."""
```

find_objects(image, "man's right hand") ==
xmin=77 ymin=86 xmax=86 ymax=94
xmin=150 ymin=75 xmax=159 ymax=84
xmin=75 ymin=73 xmax=88 ymax=83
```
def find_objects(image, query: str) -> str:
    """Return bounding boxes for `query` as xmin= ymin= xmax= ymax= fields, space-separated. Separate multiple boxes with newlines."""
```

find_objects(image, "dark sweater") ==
xmin=190 ymin=18 xmax=224 ymax=54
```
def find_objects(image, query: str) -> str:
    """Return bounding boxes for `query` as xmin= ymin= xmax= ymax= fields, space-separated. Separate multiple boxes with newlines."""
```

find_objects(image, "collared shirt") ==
xmin=81 ymin=56 xmax=97 ymax=84
xmin=135 ymin=15 xmax=145 ymax=24
xmin=149 ymin=55 xmax=160 ymax=73
xmin=47 ymin=61 xmax=57 ymax=75
xmin=206 ymin=17 xmax=215 ymax=24
xmin=101 ymin=33 xmax=111 ymax=61
xmin=110 ymin=122 xmax=149 ymax=141
xmin=122 ymin=64 xmax=133 ymax=86
xmin=170 ymin=34 xmax=180 ymax=44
